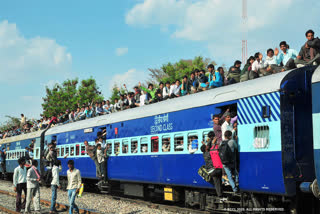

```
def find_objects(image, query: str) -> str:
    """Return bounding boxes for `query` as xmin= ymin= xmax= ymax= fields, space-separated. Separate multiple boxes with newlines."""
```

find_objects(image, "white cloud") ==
xmin=0 ymin=20 xmax=72 ymax=83
xmin=126 ymin=0 xmax=320 ymax=64
xmin=115 ymin=47 xmax=128 ymax=56
xmin=108 ymin=69 xmax=148 ymax=91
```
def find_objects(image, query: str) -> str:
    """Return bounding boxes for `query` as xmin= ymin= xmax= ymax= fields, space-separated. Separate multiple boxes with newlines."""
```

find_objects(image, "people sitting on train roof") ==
xmin=274 ymin=41 xmax=298 ymax=71
xmin=227 ymin=60 xmax=242 ymax=84
xmin=198 ymin=69 xmax=209 ymax=91
xmin=296 ymin=29 xmax=320 ymax=67
xmin=181 ymin=76 xmax=190 ymax=96
xmin=263 ymin=49 xmax=283 ymax=74
xmin=207 ymin=64 xmax=223 ymax=89
xmin=139 ymin=82 xmax=158 ymax=103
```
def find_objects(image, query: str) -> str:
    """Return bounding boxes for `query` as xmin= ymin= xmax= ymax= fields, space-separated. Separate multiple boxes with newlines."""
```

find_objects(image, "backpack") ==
xmin=209 ymin=143 xmax=223 ymax=169
xmin=198 ymin=165 xmax=212 ymax=182
xmin=218 ymin=140 xmax=234 ymax=166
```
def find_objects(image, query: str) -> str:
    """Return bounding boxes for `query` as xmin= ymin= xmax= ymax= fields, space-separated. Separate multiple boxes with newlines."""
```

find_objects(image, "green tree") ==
xmin=109 ymin=84 xmax=127 ymax=104
xmin=41 ymin=77 xmax=103 ymax=117
xmin=0 ymin=116 xmax=20 ymax=132
xmin=147 ymin=56 xmax=217 ymax=85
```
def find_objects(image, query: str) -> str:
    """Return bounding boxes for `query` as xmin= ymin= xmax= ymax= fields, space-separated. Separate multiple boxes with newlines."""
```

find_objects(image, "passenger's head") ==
xmin=95 ymin=138 xmax=99 ymax=144
xmin=212 ymin=115 xmax=220 ymax=125
xmin=84 ymin=140 xmax=88 ymax=146
xmin=267 ymin=49 xmax=274 ymax=57
xmin=305 ymin=29 xmax=314 ymax=41
xmin=224 ymin=130 xmax=233 ymax=140
xmin=194 ymin=69 xmax=200 ymax=76
xmin=18 ymin=157 xmax=25 ymax=166
xmin=254 ymin=52 xmax=261 ymax=60
xmin=200 ymin=69 xmax=205 ymax=75
xmin=225 ymin=114 xmax=231 ymax=123
xmin=207 ymin=64 xmax=215 ymax=73
xmin=190 ymin=72 xmax=195 ymax=78
xmin=208 ymin=131 xmax=215 ymax=139
xmin=176 ymin=80 xmax=180 ymax=86
xmin=279 ymin=41 xmax=288 ymax=52
xmin=249 ymin=56 xmax=255 ymax=64
xmin=200 ymin=144 xmax=207 ymax=153
xmin=234 ymin=60 xmax=242 ymax=68
xmin=32 ymin=159 xmax=38 ymax=167
xmin=148 ymin=83 xmax=154 ymax=90
xmin=159 ymin=82 xmax=164 ymax=89
xmin=67 ymin=160 xmax=74 ymax=170
xmin=97 ymin=143 xmax=101 ymax=149
xmin=165 ymin=81 xmax=170 ymax=88
xmin=183 ymin=75 xmax=188 ymax=82
xmin=114 ymin=98 xmax=118 ymax=103
xmin=217 ymin=67 xmax=224 ymax=74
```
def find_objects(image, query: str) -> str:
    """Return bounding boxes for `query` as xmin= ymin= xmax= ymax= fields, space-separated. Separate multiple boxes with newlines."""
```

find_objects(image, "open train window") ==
xmin=162 ymin=136 xmax=171 ymax=152
xmin=61 ymin=147 xmax=65 ymax=157
xmin=75 ymin=144 xmax=80 ymax=156
xmin=203 ymin=131 xmax=209 ymax=144
xmin=70 ymin=145 xmax=75 ymax=156
xmin=65 ymin=146 xmax=70 ymax=157
xmin=114 ymin=141 xmax=120 ymax=155
xmin=131 ymin=139 xmax=138 ymax=153
xmin=122 ymin=140 xmax=129 ymax=154
xmin=174 ymin=135 xmax=184 ymax=152
xmin=188 ymin=133 xmax=198 ymax=153
xmin=97 ymin=127 xmax=107 ymax=140
xmin=56 ymin=148 xmax=60 ymax=157
xmin=81 ymin=144 xmax=86 ymax=156
xmin=151 ymin=136 xmax=159 ymax=153
xmin=106 ymin=142 xmax=112 ymax=156
xmin=140 ymin=137 xmax=148 ymax=153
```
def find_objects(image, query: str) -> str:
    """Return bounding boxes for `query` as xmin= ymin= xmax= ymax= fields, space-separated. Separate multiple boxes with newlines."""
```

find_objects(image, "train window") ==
xmin=106 ymin=142 xmax=112 ymax=156
xmin=65 ymin=146 xmax=70 ymax=157
xmin=162 ymin=136 xmax=171 ymax=152
xmin=61 ymin=147 xmax=65 ymax=157
xmin=114 ymin=141 xmax=120 ymax=155
xmin=151 ymin=136 xmax=159 ymax=153
xmin=140 ymin=137 xmax=148 ymax=153
xmin=56 ymin=148 xmax=60 ymax=157
xmin=174 ymin=135 xmax=184 ymax=152
xmin=75 ymin=144 xmax=80 ymax=156
xmin=188 ymin=133 xmax=198 ymax=153
xmin=36 ymin=148 xmax=40 ymax=159
xmin=203 ymin=131 xmax=209 ymax=144
xmin=122 ymin=140 xmax=129 ymax=154
xmin=81 ymin=144 xmax=86 ymax=156
xmin=253 ymin=125 xmax=270 ymax=149
xmin=70 ymin=146 xmax=75 ymax=156
xmin=131 ymin=139 xmax=138 ymax=153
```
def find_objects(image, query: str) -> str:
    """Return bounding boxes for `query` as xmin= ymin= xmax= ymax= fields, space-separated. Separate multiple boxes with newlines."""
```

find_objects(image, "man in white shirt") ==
xmin=221 ymin=114 xmax=233 ymax=141
xmin=250 ymin=52 xmax=265 ymax=79
xmin=67 ymin=160 xmax=81 ymax=214
xmin=25 ymin=160 xmax=41 ymax=213
xmin=50 ymin=160 xmax=62 ymax=214
xmin=170 ymin=80 xmax=181 ymax=98
xmin=13 ymin=157 xmax=27 ymax=212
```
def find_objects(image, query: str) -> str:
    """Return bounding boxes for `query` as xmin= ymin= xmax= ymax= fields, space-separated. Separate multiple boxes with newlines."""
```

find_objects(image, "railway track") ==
xmin=0 ymin=189 xmax=101 ymax=214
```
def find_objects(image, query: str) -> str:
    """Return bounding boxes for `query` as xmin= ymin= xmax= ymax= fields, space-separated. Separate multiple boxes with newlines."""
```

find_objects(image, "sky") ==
xmin=0 ymin=0 xmax=319 ymax=123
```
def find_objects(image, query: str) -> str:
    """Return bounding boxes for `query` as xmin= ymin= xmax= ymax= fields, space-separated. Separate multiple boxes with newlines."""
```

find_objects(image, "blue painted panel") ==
xmin=106 ymin=101 xmax=236 ymax=140
xmin=239 ymin=151 xmax=285 ymax=194
xmin=313 ymin=82 xmax=320 ymax=184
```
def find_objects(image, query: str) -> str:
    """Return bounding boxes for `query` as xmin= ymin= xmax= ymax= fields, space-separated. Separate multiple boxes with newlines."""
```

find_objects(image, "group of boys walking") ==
xmin=13 ymin=157 xmax=81 ymax=214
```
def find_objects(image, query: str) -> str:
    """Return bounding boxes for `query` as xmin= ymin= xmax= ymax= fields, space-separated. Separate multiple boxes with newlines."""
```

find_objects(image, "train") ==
xmin=1 ymin=65 xmax=320 ymax=213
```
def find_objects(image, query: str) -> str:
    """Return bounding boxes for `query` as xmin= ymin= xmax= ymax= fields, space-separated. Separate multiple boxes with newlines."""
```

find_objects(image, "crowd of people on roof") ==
xmin=1 ymin=29 xmax=319 ymax=140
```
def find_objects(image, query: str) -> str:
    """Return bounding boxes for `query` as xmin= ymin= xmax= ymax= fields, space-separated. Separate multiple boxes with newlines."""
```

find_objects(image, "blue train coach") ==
xmin=1 ymin=66 xmax=320 ymax=213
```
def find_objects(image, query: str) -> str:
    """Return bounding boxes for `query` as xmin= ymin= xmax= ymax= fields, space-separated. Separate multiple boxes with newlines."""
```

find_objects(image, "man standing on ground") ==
xmin=0 ymin=148 xmax=6 ymax=179
xmin=13 ymin=157 xmax=27 ymax=213
xmin=50 ymin=160 xmax=62 ymax=214
xmin=67 ymin=160 xmax=82 ymax=214
xmin=25 ymin=160 xmax=41 ymax=213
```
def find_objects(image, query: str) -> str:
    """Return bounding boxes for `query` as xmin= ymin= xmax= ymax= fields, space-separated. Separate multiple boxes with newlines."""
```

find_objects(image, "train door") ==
xmin=312 ymin=66 xmax=320 ymax=198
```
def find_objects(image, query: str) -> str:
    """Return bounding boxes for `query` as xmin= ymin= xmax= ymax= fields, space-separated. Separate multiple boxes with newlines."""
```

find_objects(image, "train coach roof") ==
xmin=312 ymin=65 xmax=320 ymax=84
xmin=0 ymin=130 xmax=42 ymax=145
xmin=45 ymin=69 xmax=296 ymax=136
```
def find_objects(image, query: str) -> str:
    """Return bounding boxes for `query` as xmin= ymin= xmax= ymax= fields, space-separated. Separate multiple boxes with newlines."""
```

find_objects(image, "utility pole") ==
xmin=242 ymin=0 xmax=248 ymax=63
